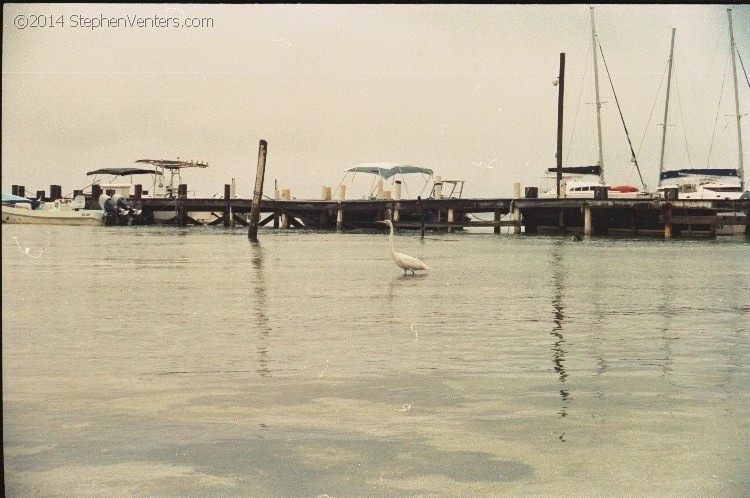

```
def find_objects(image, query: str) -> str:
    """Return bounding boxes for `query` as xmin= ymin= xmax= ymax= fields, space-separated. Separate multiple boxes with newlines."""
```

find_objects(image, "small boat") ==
xmin=2 ymin=193 xmax=106 ymax=226
xmin=86 ymin=158 xmax=216 ymax=224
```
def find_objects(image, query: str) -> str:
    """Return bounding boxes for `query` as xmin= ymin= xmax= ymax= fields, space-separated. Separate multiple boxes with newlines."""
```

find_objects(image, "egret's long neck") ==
xmin=388 ymin=225 xmax=397 ymax=257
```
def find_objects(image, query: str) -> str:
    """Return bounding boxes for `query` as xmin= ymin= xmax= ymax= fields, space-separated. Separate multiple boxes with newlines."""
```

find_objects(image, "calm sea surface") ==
xmin=2 ymin=225 xmax=749 ymax=497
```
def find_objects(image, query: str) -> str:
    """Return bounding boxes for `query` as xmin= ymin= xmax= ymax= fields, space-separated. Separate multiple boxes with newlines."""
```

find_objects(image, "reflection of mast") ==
xmin=550 ymin=242 xmax=570 ymax=423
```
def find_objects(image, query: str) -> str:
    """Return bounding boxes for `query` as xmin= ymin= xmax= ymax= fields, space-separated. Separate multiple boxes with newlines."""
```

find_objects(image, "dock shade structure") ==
xmin=334 ymin=163 xmax=434 ymax=200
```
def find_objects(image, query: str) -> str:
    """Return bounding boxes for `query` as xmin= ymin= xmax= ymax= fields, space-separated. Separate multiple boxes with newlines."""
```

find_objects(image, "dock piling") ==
xmin=248 ymin=140 xmax=268 ymax=241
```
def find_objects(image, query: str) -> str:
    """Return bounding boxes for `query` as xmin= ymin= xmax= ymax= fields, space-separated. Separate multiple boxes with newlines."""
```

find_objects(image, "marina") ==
xmin=7 ymin=180 xmax=749 ymax=238
xmin=3 ymin=4 xmax=750 ymax=496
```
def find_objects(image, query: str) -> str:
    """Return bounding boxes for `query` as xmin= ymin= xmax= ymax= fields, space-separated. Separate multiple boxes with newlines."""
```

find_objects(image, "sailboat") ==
xmin=656 ymin=10 xmax=745 ymax=201
xmin=541 ymin=6 xmax=649 ymax=199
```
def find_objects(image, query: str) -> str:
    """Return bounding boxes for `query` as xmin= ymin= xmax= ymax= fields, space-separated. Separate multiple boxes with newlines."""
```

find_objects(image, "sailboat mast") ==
xmin=658 ymin=28 xmax=676 ymax=187
xmin=590 ymin=6 xmax=605 ymax=181
xmin=727 ymin=9 xmax=744 ymax=187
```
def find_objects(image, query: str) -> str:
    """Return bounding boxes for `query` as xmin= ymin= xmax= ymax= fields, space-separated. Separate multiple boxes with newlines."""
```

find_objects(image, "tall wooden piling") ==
xmin=418 ymin=196 xmax=425 ymax=239
xmin=224 ymin=184 xmax=232 ymax=227
xmin=178 ymin=184 xmax=188 ymax=227
xmin=513 ymin=182 xmax=522 ymax=234
xmin=248 ymin=140 xmax=268 ymax=241
xmin=50 ymin=185 xmax=62 ymax=201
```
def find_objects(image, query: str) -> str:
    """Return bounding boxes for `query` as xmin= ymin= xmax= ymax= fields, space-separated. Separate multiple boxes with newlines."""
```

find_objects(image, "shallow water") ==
xmin=3 ymin=225 xmax=749 ymax=496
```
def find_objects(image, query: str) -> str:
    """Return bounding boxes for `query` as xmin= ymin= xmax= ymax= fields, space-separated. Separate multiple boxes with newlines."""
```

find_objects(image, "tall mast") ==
xmin=590 ymin=6 xmax=605 ymax=182
xmin=658 ymin=28 xmax=676 ymax=187
xmin=728 ymin=9 xmax=744 ymax=187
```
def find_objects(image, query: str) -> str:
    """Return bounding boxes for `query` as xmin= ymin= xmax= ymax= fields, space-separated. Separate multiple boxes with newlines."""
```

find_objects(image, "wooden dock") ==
xmin=134 ymin=190 xmax=749 ymax=238
xmin=10 ymin=183 xmax=750 ymax=237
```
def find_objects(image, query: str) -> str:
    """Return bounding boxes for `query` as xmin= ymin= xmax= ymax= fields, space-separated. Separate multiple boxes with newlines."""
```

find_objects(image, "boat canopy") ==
xmin=135 ymin=159 xmax=209 ymax=169
xmin=545 ymin=165 xmax=602 ymax=176
xmin=2 ymin=193 xmax=41 ymax=209
xmin=345 ymin=164 xmax=433 ymax=180
xmin=87 ymin=167 xmax=163 ymax=176
xmin=660 ymin=168 xmax=738 ymax=181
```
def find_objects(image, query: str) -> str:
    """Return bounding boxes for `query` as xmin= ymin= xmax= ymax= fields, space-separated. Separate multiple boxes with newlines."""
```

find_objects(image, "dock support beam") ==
xmin=513 ymin=182 xmax=522 ymax=234
xmin=248 ymin=140 xmax=268 ymax=241
xmin=664 ymin=203 xmax=673 ymax=240
xmin=584 ymin=204 xmax=592 ymax=236
xmin=336 ymin=185 xmax=346 ymax=231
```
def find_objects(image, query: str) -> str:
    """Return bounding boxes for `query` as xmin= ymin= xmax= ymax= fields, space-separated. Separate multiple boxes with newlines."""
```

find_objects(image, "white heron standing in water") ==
xmin=377 ymin=219 xmax=429 ymax=275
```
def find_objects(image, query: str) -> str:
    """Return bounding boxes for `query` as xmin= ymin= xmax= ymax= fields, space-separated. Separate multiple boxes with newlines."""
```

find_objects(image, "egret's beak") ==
xmin=375 ymin=220 xmax=387 ymax=224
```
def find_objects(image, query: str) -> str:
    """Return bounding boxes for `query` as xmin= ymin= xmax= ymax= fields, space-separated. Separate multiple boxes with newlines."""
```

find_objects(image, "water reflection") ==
xmin=549 ymin=241 xmax=570 ymax=424
xmin=249 ymin=241 xmax=271 ymax=377
xmin=657 ymin=274 xmax=677 ymax=378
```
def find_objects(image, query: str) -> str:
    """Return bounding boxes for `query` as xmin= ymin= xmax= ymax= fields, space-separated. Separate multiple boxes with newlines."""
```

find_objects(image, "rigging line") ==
xmin=706 ymin=51 xmax=731 ymax=168
xmin=736 ymin=46 xmax=750 ymax=89
xmin=596 ymin=39 xmax=646 ymax=189
xmin=673 ymin=70 xmax=693 ymax=169
xmin=637 ymin=61 xmax=669 ymax=158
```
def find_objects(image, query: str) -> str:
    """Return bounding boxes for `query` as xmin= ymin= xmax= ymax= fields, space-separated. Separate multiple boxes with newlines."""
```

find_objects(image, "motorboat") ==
xmin=2 ymin=193 xmax=106 ymax=226
xmin=86 ymin=158 xmax=216 ymax=224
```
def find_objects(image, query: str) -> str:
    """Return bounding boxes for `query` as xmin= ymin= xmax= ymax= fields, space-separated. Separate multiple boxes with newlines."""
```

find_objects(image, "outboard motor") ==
xmin=99 ymin=194 xmax=119 ymax=225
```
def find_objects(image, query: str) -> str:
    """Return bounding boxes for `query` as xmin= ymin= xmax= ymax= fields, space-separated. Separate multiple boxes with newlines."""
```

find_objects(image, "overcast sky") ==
xmin=3 ymin=3 xmax=748 ymax=199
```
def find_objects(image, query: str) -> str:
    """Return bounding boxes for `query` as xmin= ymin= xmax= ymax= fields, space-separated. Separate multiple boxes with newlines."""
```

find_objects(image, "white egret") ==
xmin=377 ymin=220 xmax=429 ymax=275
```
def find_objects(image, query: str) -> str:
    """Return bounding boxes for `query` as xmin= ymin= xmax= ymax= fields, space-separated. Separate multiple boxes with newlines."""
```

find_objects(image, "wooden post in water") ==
xmin=280 ymin=188 xmax=290 ymax=228
xmin=248 ymin=140 xmax=268 ymax=241
xmin=556 ymin=53 xmax=565 ymax=199
xmin=37 ymin=190 xmax=47 ymax=202
xmin=513 ymin=182 xmax=522 ymax=234
xmin=18 ymin=185 xmax=25 ymax=197
xmin=393 ymin=181 xmax=402 ymax=223
xmin=50 ymin=185 xmax=62 ymax=201
xmin=178 ymin=184 xmax=188 ymax=227
xmin=134 ymin=184 xmax=143 ymax=200
xmin=224 ymin=184 xmax=231 ymax=228
xmin=11 ymin=185 xmax=19 ymax=196
xmin=230 ymin=178 xmax=236 ymax=228
xmin=418 ymin=195 xmax=425 ymax=239
xmin=584 ymin=204 xmax=592 ymax=235
xmin=556 ymin=53 xmax=566 ymax=233
xmin=664 ymin=203 xmax=673 ymax=239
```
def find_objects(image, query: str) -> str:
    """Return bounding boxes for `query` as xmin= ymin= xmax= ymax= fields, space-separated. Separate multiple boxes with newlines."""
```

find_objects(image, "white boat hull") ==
xmin=2 ymin=204 xmax=105 ymax=226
